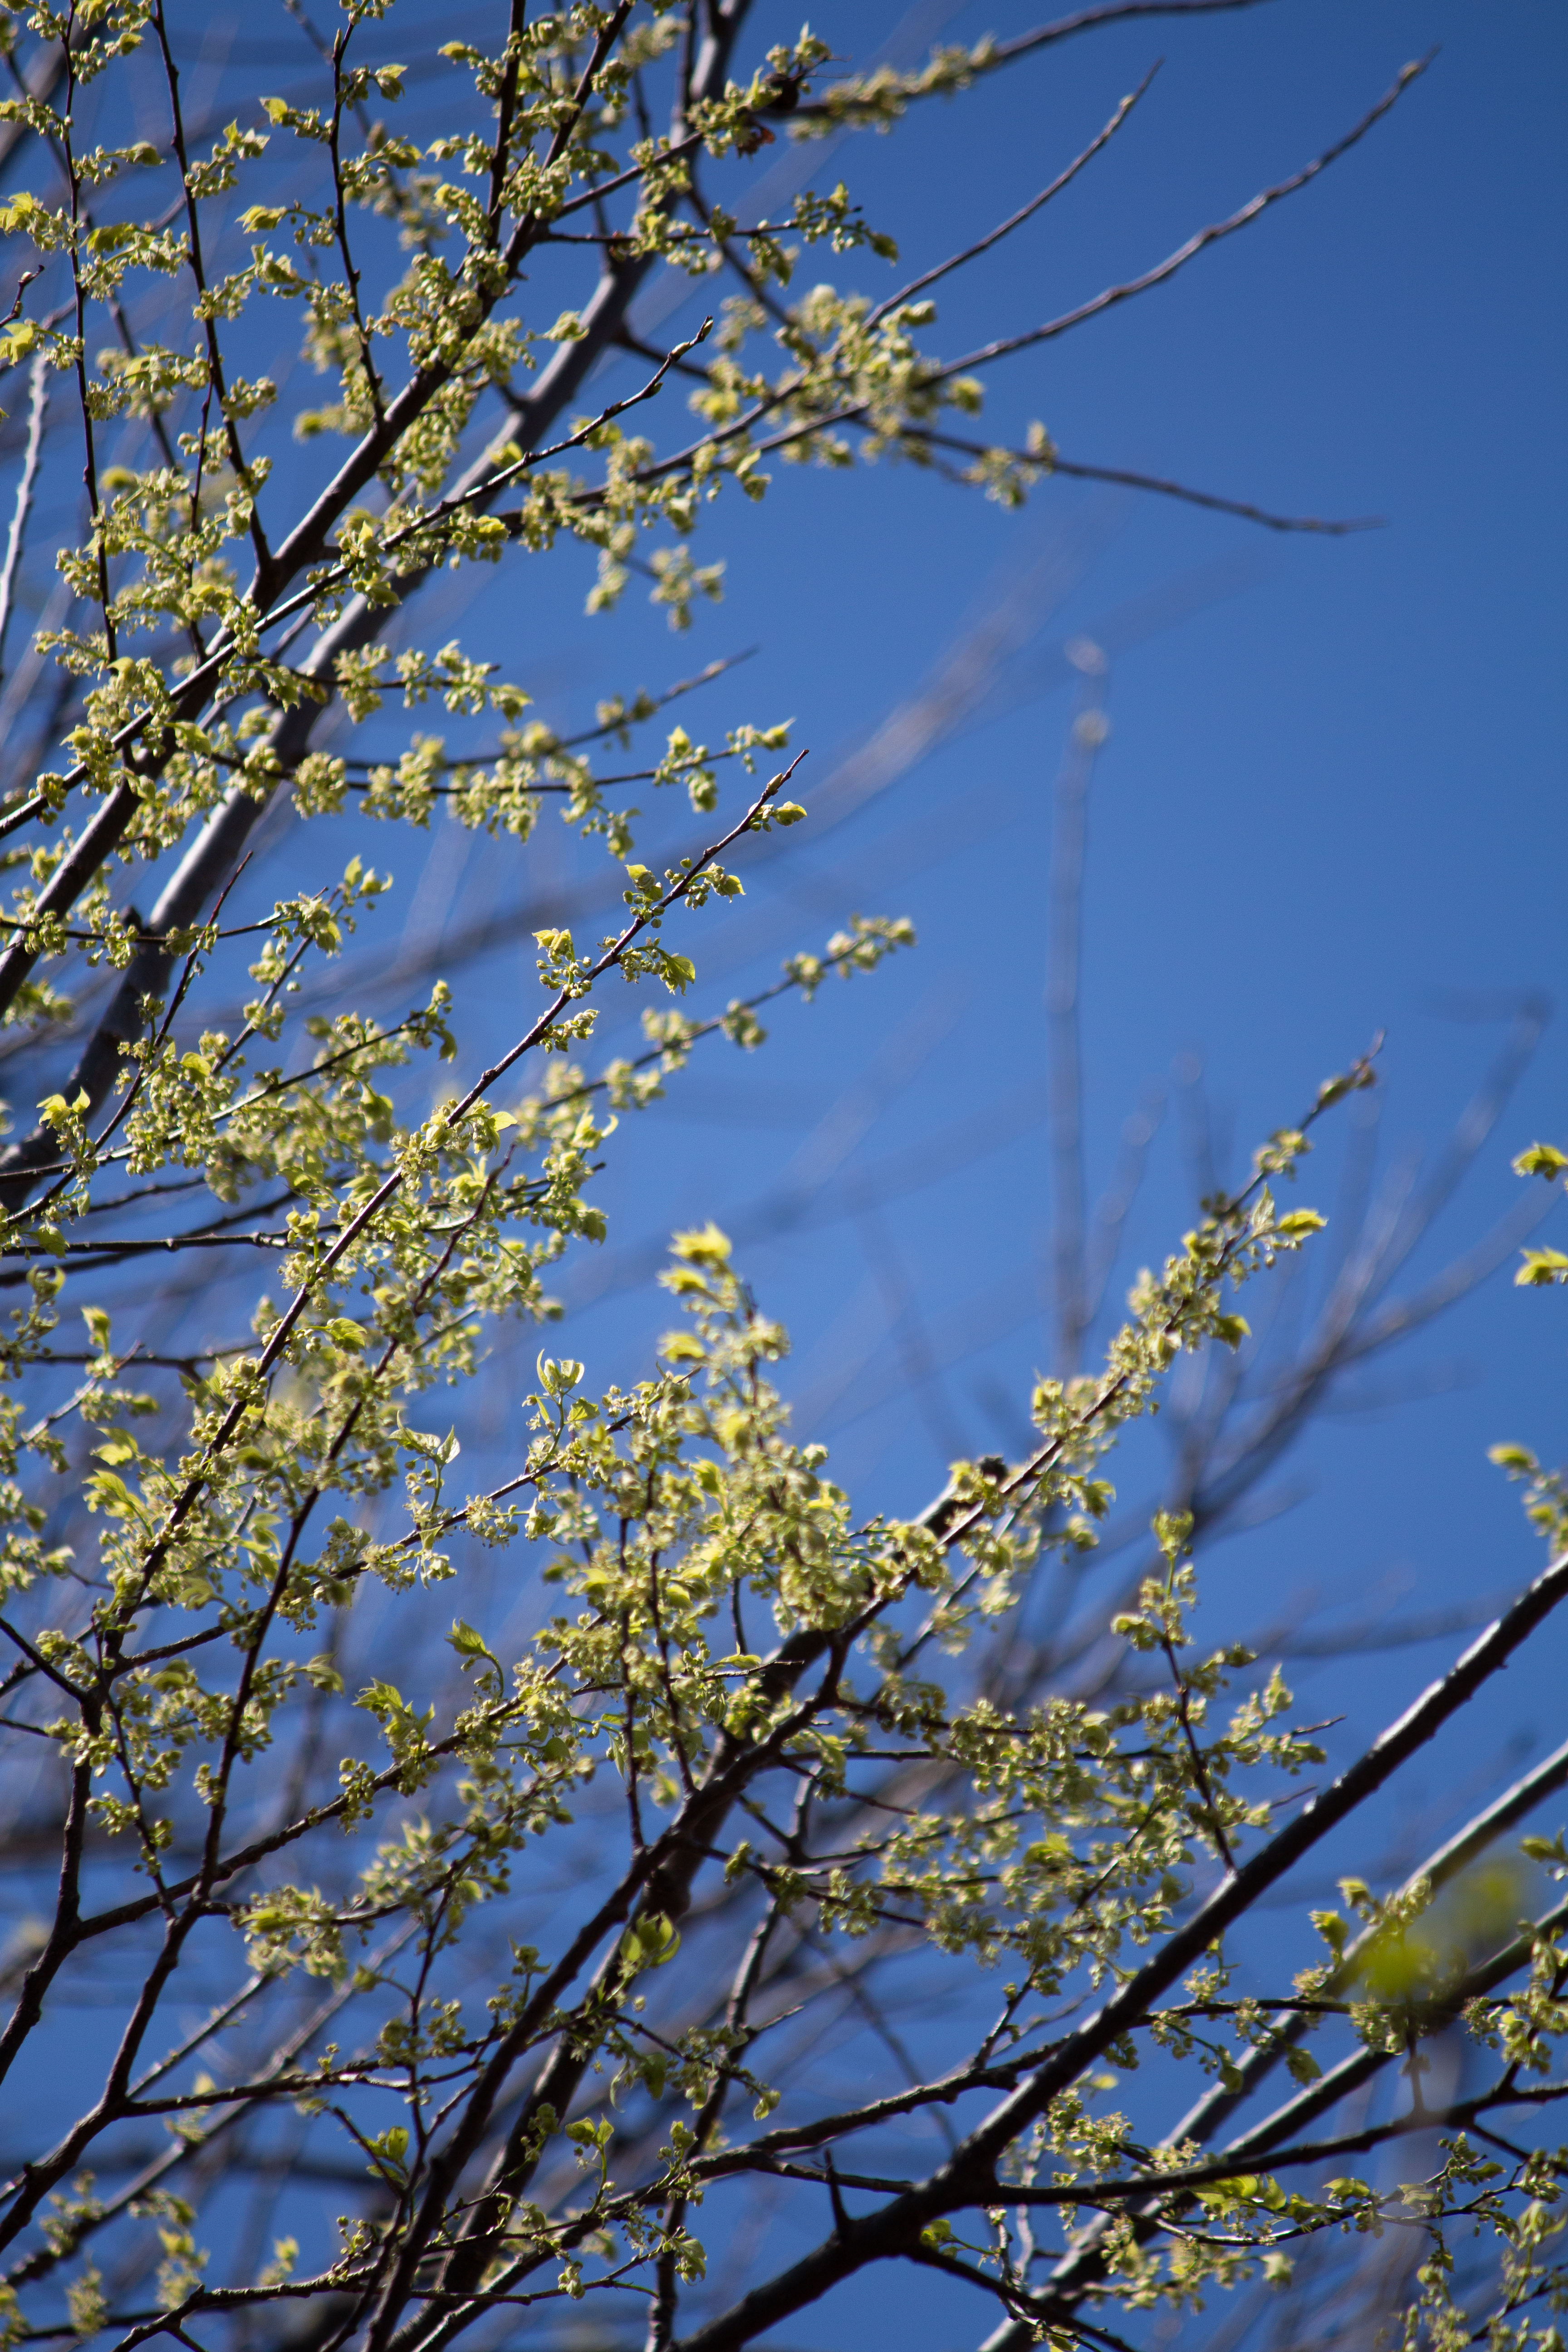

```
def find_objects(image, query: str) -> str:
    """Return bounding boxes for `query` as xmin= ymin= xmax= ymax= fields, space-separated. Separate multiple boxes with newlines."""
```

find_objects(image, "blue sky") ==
xmin=439 ymin=0 xmax=1568 ymax=1776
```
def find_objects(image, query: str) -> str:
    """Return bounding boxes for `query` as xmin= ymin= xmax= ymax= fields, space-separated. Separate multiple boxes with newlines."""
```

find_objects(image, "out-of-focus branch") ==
xmin=0 ymin=350 xmax=48 ymax=686
xmin=1045 ymin=648 xmax=1109 ymax=1371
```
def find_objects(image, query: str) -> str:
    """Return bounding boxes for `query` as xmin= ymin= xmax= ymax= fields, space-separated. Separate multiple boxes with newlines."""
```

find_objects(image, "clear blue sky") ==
xmin=436 ymin=0 xmax=1567 ymax=1769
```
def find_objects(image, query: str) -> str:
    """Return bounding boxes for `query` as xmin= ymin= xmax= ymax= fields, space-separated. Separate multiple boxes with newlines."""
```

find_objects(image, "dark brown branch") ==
xmin=907 ymin=428 xmax=1384 ymax=534
xmin=927 ymin=56 xmax=1431 ymax=390
xmin=793 ymin=2 xmax=1278 ymax=124
xmin=862 ymin=68 xmax=1159 ymax=333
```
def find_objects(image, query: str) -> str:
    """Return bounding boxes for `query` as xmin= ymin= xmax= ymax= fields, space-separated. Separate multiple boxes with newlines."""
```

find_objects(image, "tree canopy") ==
xmin=0 ymin=6 xmax=1560 ymax=2350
